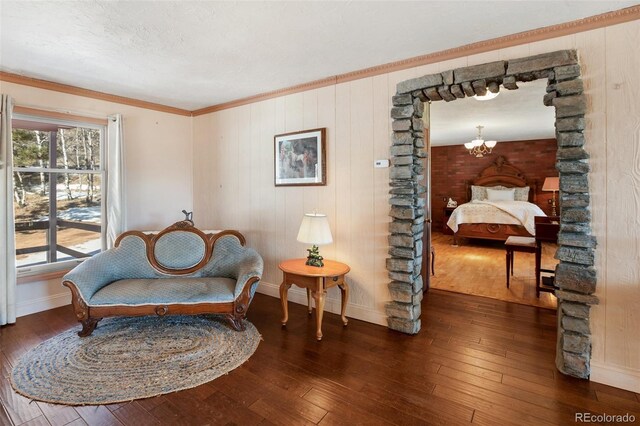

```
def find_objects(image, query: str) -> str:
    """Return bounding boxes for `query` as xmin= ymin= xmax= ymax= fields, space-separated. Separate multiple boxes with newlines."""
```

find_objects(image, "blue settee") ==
xmin=62 ymin=221 xmax=264 ymax=336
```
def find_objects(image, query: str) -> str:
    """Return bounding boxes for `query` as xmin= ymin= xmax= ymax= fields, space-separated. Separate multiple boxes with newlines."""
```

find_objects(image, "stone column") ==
xmin=548 ymin=62 xmax=598 ymax=379
xmin=386 ymin=93 xmax=426 ymax=334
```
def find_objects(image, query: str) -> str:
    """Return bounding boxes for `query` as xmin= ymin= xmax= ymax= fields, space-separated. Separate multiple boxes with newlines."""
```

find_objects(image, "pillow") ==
xmin=471 ymin=185 xmax=486 ymax=201
xmin=514 ymin=186 xmax=530 ymax=202
xmin=471 ymin=185 xmax=507 ymax=201
xmin=486 ymin=188 xmax=515 ymax=201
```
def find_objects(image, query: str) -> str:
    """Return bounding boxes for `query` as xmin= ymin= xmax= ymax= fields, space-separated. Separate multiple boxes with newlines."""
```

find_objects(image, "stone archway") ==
xmin=387 ymin=50 xmax=597 ymax=379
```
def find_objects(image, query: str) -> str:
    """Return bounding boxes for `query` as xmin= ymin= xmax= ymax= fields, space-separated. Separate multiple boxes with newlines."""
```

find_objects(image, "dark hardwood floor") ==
xmin=2 ymin=291 xmax=639 ymax=425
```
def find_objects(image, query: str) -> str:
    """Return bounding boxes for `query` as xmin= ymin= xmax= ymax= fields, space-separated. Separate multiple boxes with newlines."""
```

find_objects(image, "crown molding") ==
xmin=191 ymin=76 xmax=338 ymax=116
xmin=335 ymin=4 xmax=640 ymax=84
xmin=193 ymin=5 xmax=640 ymax=116
xmin=0 ymin=71 xmax=192 ymax=117
xmin=2 ymin=6 xmax=638 ymax=117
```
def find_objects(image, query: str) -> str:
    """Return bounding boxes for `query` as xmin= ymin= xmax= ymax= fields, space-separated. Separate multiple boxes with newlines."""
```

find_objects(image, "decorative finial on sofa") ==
xmin=181 ymin=210 xmax=194 ymax=225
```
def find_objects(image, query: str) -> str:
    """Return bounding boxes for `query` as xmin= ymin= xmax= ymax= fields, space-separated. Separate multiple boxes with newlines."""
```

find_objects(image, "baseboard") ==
xmin=257 ymin=281 xmax=388 ymax=327
xmin=591 ymin=361 xmax=640 ymax=393
xmin=16 ymin=292 xmax=70 ymax=318
xmin=15 ymin=282 xmax=389 ymax=326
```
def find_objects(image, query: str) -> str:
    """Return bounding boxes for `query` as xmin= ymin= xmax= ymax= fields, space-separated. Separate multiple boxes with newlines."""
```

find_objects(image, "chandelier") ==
xmin=464 ymin=125 xmax=497 ymax=158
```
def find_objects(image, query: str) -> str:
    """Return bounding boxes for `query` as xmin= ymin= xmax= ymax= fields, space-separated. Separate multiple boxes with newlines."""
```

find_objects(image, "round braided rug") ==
xmin=10 ymin=315 xmax=260 ymax=405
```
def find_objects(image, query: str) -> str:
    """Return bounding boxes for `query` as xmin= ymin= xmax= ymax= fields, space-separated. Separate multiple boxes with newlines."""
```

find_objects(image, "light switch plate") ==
xmin=374 ymin=159 xmax=389 ymax=168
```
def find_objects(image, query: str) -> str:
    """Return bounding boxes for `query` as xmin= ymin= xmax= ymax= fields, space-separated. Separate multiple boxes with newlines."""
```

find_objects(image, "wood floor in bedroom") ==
xmin=430 ymin=231 xmax=558 ymax=310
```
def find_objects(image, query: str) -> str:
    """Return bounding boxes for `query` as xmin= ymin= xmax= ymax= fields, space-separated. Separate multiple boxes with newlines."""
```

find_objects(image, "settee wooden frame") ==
xmin=63 ymin=221 xmax=261 ymax=337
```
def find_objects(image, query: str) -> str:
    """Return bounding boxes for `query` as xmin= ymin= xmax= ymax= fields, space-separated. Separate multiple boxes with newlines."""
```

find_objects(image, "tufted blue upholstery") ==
xmin=201 ymin=235 xmax=264 ymax=299
xmin=90 ymin=277 xmax=236 ymax=305
xmin=154 ymin=231 xmax=206 ymax=269
xmin=63 ymin=235 xmax=163 ymax=301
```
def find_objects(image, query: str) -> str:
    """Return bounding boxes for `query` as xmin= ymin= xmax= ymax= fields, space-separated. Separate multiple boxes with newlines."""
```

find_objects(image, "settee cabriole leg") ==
xmin=78 ymin=318 xmax=100 ymax=337
xmin=225 ymin=314 xmax=246 ymax=332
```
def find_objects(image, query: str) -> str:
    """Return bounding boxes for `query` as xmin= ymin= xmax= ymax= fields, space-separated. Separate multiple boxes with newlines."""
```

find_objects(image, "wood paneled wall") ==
xmin=192 ymin=20 xmax=640 ymax=392
xmin=591 ymin=20 xmax=640 ymax=391
xmin=193 ymin=78 xmax=404 ymax=325
xmin=431 ymin=139 xmax=558 ymax=229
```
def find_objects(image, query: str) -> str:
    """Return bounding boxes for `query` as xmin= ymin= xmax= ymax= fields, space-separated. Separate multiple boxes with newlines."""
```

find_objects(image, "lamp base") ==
xmin=305 ymin=245 xmax=324 ymax=267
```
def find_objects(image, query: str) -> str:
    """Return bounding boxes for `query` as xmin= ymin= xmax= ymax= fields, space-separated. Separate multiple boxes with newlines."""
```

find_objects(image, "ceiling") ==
xmin=1 ymin=1 xmax=636 ymax=111
xmin=430 ymin=79 xmax=555 ymax=146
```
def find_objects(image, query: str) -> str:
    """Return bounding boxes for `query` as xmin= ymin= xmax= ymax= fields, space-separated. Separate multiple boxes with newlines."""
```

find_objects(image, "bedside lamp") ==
xmin=297 ymin=213 xmax=333 ymax=267
xmin=542 ymin=177 xmax=560 ymax=216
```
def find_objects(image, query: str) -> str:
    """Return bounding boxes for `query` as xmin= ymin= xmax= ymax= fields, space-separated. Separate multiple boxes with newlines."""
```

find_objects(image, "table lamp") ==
xmin=297 ymin=213 xmax=333 ymax=267
xmin=542 ymin=177 xmax=560 ymax=216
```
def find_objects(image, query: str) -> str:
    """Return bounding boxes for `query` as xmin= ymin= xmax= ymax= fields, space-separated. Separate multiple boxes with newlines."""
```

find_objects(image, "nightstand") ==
xmin=443 ymin=206 xmax=456 ymax=234
xmin=279 ymin=258 xmax=350 ymax=341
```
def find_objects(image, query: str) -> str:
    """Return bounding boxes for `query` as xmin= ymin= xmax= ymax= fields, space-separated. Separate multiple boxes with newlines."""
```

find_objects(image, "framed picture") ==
xmin=274 ymin=128 xmax=326 ymax=186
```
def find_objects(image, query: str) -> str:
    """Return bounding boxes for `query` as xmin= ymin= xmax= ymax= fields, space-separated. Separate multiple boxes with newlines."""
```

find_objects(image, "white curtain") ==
xmin=106 ymin=114 xmax=126 ymax=248
xmin=1 ymin=94 xmax=16 ymax=325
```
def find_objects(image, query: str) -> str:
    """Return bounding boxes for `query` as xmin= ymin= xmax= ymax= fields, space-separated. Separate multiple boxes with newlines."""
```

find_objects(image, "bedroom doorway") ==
xmin=427 ymin=78 xmax=558 ymax=309
xmin=388 ymin=50 xmax=596 ymax=379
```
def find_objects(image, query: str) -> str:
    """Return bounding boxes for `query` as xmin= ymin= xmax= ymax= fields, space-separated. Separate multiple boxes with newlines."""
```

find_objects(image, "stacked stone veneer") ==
xmin=388 ymin=50 xmax=597 ymax=379
xmin=385 ymin=92 xmax=427 ymax=334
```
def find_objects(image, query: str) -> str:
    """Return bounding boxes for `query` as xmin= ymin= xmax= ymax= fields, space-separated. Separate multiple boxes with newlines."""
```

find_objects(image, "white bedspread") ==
xmin=446 ymin=200 xmax=546 ymax=235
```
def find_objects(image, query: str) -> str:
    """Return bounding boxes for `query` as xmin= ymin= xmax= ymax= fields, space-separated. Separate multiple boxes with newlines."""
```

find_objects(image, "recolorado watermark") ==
xmin=575 ymin=412 xmax=636 ymax=423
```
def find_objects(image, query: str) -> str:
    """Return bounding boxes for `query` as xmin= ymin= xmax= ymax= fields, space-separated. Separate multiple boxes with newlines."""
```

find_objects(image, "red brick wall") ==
xmin=431 ymin=139 xmax=558 ymax=230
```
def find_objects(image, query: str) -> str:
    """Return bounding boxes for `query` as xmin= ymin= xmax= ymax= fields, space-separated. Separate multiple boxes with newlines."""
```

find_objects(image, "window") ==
xmin=12 ymin=115 xmax=105 ymax=276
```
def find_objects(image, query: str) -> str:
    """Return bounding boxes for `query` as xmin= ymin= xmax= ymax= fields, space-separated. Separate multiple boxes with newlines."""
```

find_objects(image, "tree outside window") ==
xmin=12 ymin=117 xmax=104 ymax=271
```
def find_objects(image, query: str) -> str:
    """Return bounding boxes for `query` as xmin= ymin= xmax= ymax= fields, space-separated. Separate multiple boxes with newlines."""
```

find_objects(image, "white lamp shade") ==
xmin=472 ymin=138 xmax=483 ymax=147
xmin=485 ymin=140 xmax=497 ymax=148
xmin=542 ymin=177 xmax=560 ymax=192
xmin=297 ymin=213 xmax=333 ymax=245
xmin=464 ymin=142 xmax=474 ymax=149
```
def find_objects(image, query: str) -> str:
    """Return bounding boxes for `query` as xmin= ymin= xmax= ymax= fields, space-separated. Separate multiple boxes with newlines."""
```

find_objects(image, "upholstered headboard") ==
xmin=464 ymin=156 xmax=537 ymax=203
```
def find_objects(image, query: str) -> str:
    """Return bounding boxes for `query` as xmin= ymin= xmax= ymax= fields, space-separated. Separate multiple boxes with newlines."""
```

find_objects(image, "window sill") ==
xmin=17 ymin=269 xmax=71 ymax=284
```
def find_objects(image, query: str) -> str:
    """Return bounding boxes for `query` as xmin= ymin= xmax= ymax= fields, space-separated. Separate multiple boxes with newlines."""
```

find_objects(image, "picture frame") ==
xmin=274 ymin=128 xmax=326 ymax=186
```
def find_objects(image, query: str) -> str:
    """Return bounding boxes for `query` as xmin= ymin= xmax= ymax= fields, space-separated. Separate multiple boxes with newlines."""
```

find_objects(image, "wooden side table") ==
xmin=278 ymin=258 xmax=350 ymax=341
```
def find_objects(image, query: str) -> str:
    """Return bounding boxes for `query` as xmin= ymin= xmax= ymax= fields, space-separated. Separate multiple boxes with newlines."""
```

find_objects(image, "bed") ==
xmin=446 ymin=156 xmax=547 ymax=244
